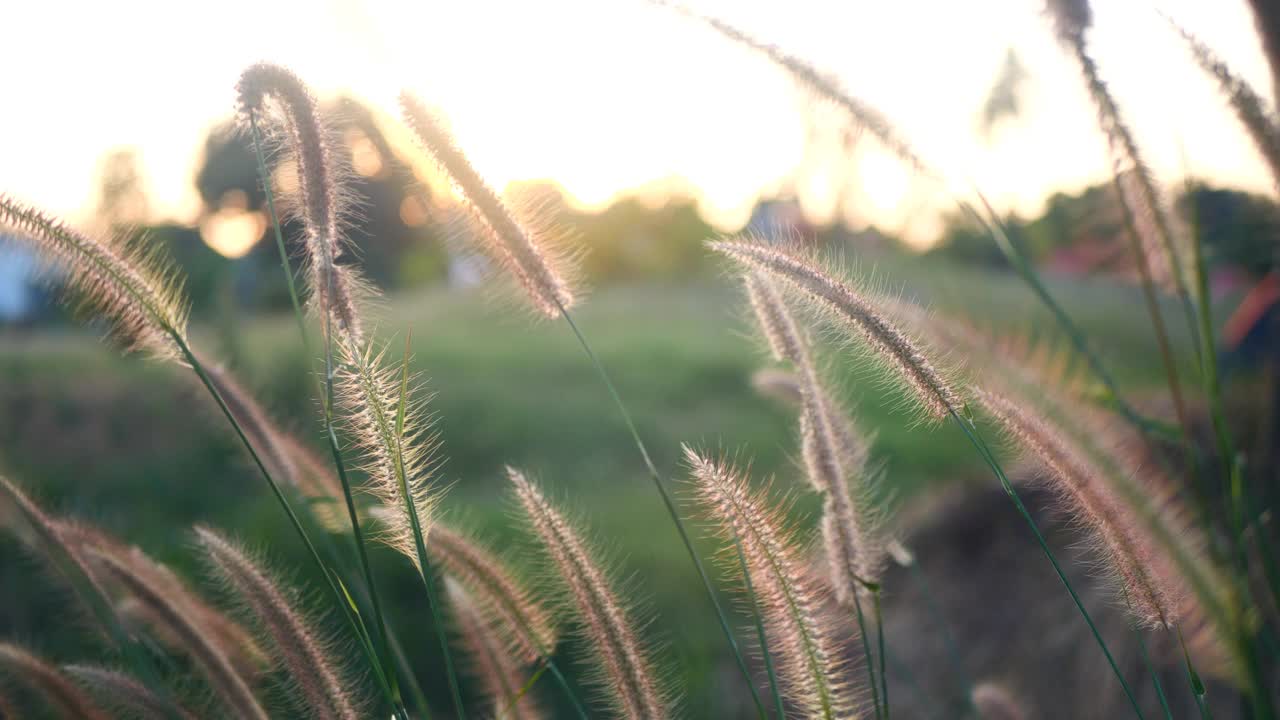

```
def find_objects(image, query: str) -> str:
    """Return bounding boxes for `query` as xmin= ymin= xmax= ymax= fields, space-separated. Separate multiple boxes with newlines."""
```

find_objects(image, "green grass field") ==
xmin=0 ymin=256 xmax=1194 ymax=716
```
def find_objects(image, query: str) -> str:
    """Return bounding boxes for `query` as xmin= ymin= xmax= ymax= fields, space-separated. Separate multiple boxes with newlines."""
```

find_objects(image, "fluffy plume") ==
xmin=744 ymin=273 xmax=881 ymax=602
xmin=399 ymin=93 xmax=576 ymax=317
xmin=0 ymin=196 xmax=189 ymax=361
xmin=51 ymin=520 xmax=266 ymax=680
xmin=65 ymin=664 xmax=196 ymax=720
xmin=195 ymin=353 xmax=346 ymax=531
xmin=334 ymin=339 xmax=441 ymax=564
xmin=971 ymin=682 xmax=1028 ymax=720
xmin=713 ymin=239 xmax=961 ymax=419
xmin=509 ymin=468 xmax=669 ymax=719
xmin=1245 ymin=0 xmax=1280 ymax=111
xmin=427 ymin=523 xmax=557 ymax=663
xmin=446 ymin=579 xmax=545 ymax=720
xmin=88 ymin=549 xmax=268 ymax=720
xmin=1 ymin=475 xmax=262 ymax=676
xmin=973 ymin=387 xmax=1189 ymax=629
xmin=0 ymin=644 xmax=109 ymax=720
xmin=1169 ymin=17 xmax=1280 ymax=192
xmin=1043 ymin=0 xmax=1187 ymax=296
xmin=751 ymin=368 xmax=804 ymax=407
xmin=658 ymin=3 xmax=926 ymax=174
xmin=684 ymin=448 xmax=859 ymax=719
xmin=195 ymin=527 xmax=359 ymax=720
xmin=236 ymin=62 xmax=367 ymax=344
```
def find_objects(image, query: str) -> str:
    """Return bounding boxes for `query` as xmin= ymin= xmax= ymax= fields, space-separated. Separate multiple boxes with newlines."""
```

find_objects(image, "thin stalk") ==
xmin=249 ymin=113 xmax=312 ymax=358
xmin=964 ymin=193 xmax=1177 ymax=442
xmin=552 ymin=299 xmax=767 ymax=718
xmin=1132 ymin=622 xmax=1173 ymax=720
xmin=250 ymin=112 xmax=415 ymax=719
xmin=0 ymin=484 xmax=179 ymax=719
xmin=732 ymin=529 xmax=784 ymax=719
xmin=952 ymin=407 xmax=1147 ymax=720
xmin=850 ymin=584 xmax=883 ymax=720
xmin=873 ymin=591 xmax=889 ymax=720
xmin=1110 ymin=179 xmax=1194 ymax=446
xmin=1176 ymin=625 xmax=1213 ymax=720
xmin=174 ymin=336 xmax=403 ymax=717
xmin=543 ymin=659 xmax=590 ymax=720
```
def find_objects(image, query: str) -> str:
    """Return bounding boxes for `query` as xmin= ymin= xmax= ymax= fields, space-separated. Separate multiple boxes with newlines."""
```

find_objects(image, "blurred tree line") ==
xmin=928 ymin=180 xmax=1280 ymax=281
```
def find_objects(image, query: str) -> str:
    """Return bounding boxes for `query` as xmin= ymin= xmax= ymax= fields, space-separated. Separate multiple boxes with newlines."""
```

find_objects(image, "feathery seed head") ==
xmin=714 ymin=239 xmax=961 ymax=420
xmin=399 ymin=93 xmax=577 ymax=317
xmin=0 ymin=196 xmax=189 ymax=361
xmin=446 ymin=579 xmax=546 ymax=720
xmin=0 ymin=644 xmax=110 ymax=720
xmin=973 ymin=387 xmax=1183 ymax=629
xmin=1044 ymin=0 xmax=1092 ymax=44
xmin=428 ymin=523 xmax=558 ymax=663
xmin=236 ymin=62 xmax=366 ymax=344
xmin=683 ymin=447 xmax=859 ymax=719
xmin=65 ymin=665 xmax=197 ymax=720
xmin=508 ymin=468 xmax=669 ymax=719
xmin=334 ymin=338 xmax=443 ymax=564
xmin=195 ymin=527 xmax=360 ymax=720
xmin=1170 ymin=16 xmax=1280 ymax=192
xmin=85 ymin=549 xmax=269 ymax=720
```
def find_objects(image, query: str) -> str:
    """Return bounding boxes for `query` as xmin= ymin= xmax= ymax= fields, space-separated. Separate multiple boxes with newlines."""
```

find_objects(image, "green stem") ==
xmin=175 ymin=336 xmax=403 ymax=717
xmin=964 ymin=194 xmax=1175 ymax=442
xmin=552 ymin=299 xmax=768 ymax=719
xmin=1176 ymin=625 xmax=1213 ymax=720
xmin=851 ymin=586 xmax=883 ymax=720
xmin=733 ymin=529 xmax=785 ymax=719
xmin=951 ymin=407 xmax=1146 ymax=720
xmin=874 ymin=591 xmax=889 ymax=720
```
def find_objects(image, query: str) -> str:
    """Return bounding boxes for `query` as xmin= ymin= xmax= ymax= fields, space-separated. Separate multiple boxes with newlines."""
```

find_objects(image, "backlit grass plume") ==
xmin=446 ymin=579 xmax=545 ymax=720
xmin=0 ymin=475 xmax=262 ymax=676
xmin=657 ymin=2 xmax=926 ymax=174
xmin=88 ymin=549 xmax=269 ymax=720
xmin=427 ymin=523 xmax=558 ymax=663
xmin=334 ymin=338 xmax=441 ymax=564
xmin=0 ymin=644 xmax=109 ymax=720
xmin=53 ymin=520 xmax=266 ymax=679
xmin=973 ymin=387 xmax=1190 ymax=630
xmin=400 ymin=93 xmax=576 ymax=317
xmin=237 ymin=62 xmax=367 ymax=344
xmin=1044 ymin=0 xmax=1187 ymax=296
xmin=195 ymin=526 xmax=360 ymax=720
xmin=713 ymin=239 xmax=961 ymax=420
xmin=684 ymin=448 xmax=859 ymax=720
xmin=743 ymin=273 xmax=881 ymax=603
xmin=0 ymin=196 xmax=188 ymax=362
xmin=196 ymin=354 xmax=346 ymax=531
xmin=65 ymin=664 xmax=196 ymax=720
xmin=1168 ymin=16 xmax=1280 ymax=192
xmin=508 ymin=468 xmax=669 ymax=719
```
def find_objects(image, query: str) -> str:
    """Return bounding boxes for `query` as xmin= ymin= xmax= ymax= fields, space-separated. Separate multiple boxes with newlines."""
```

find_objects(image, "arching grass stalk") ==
xmin=873 ymin=590 xmax=888 ymax=719
xmin=553 ymin=300 xmax=768 ymax=718
xmin=248 ymin=112 xmax=414 ymax=719
xmin=732 ymin=529 xmax=785 ymax=719
xmin=1176 ymin=625 xmax=1214 ymax=720
xmin=848 ymin=576 xmax=883 ymax=720
xmin=174 ymin=335 xmax=405 ymax=718
xmin=951 ymin=406 xmax=1147 ymax=720
xmin=0 ymin=482 xmax=177 ymax=718
xmin=963 ymin=194 xmax=1177 ymax=442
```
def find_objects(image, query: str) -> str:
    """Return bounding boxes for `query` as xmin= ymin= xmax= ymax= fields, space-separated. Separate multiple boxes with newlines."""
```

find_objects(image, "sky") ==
xmin=0 ymin=0 xmax=1274 ymax=248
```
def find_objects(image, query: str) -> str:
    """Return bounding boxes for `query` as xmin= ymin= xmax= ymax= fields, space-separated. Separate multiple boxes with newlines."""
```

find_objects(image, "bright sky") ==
xmin=0 ymin=0 xmax=1273 ymax=248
